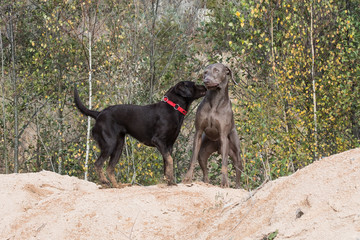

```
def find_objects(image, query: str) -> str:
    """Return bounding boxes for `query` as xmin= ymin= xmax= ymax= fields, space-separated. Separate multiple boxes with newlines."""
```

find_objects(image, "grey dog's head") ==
xmin=203 ymin=63 xmax=235 ymax=90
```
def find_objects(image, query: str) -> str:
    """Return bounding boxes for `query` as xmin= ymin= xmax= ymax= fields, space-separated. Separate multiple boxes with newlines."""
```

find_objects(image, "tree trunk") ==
xmin=58 ymin=89 xmax=64 ymax=174
xmin=0 ymin=28 xmax=8 ymax=174
xmin=310 ymin=0 xmax=318 ymax=160
xmin=56 ymin=30 xmax=64 ymax=173
xmin=84 ymin=31 xmax=92 ymax=181
xmin=35 ymin=104 xmax=41 ymax=170
xmin=9 ymin=7 xmax=19 ymax=173
xmin=149 ymin=0 xmax=159 ymax=103
xmin=129 ymin=0 xmax=139 ymax=104
xmin=345 ymin=0 xmax=360 ymax=140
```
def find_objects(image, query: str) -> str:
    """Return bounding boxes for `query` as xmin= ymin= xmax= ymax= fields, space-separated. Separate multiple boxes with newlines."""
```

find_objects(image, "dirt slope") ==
xmin=1 ymin=148 xmax=360 ymax=240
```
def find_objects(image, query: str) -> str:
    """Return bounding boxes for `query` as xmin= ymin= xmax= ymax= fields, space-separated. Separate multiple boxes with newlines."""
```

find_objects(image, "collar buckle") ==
xmin=162 ymin=96 xmax=169 ymax=102
xmin=161 ymin=96 xmax=187 ymax=116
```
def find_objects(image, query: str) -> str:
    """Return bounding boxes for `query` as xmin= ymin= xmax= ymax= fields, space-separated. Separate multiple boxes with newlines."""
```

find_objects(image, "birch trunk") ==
xmin=84 ymin=32 xmax=92 ymax=181
xmin=0 ymin=28 xmax=8 ymax=173
xmin=58 ymin=96 xmax=63 ymax=174
xmin=149 ymin=0 xmax=159 ymax=103
xmin=9 ymin=8 xmax=19 ymax=173
xmin=310 ymin=1 xmax=318 ymax=160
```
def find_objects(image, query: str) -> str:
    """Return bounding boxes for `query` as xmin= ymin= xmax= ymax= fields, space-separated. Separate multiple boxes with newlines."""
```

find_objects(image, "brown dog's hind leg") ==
xmin=93 ymin=126 xmax=113 ymax=186
xmin=94 ymin=152 xmax=110 ymax=185
xmin=106 ymin=136 xmax=125 ymax=188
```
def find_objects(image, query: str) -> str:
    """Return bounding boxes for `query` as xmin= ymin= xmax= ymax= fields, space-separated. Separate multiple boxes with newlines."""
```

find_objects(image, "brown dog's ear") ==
xmin=225 ymin=66 xmax=237 ymax=85
xmin=174 ymin=82 xmax=192 ymax=98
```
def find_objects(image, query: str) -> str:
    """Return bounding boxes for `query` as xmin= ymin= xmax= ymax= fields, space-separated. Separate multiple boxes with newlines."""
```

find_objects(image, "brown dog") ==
xmin=75 ymin=81 xmax=206 ymax=187
xmin=183 ymin=63 xmax=242 ymax=188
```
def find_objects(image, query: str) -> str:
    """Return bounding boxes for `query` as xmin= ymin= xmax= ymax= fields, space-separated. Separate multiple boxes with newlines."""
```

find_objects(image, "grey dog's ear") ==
xmin=225 ymin=66 xmax=237 ymax=85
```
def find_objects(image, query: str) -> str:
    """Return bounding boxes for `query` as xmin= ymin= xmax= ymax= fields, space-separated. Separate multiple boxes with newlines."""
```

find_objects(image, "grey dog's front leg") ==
xmin=220 ymin=134 xmax=230 ymax=188
xmin=229 ymin=128 xmax=242 ymax=188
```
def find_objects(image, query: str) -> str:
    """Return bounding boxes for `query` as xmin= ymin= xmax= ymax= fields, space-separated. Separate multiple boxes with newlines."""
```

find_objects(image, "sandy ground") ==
xmin=1 ymin=148 xmax=360 ymax=240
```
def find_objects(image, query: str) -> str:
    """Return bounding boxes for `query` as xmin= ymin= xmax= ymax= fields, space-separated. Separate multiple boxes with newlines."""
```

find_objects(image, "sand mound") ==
xmin=1 ymin=148 xmax=359 ymax=240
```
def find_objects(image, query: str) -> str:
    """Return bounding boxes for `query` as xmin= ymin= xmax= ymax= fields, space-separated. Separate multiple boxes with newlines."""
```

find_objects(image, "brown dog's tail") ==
xmin=74 ymin=87 xmax=100 ymax=119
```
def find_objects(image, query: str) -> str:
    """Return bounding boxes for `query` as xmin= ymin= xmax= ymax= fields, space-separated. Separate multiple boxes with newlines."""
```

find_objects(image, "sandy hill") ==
xmin=1 ymin=148 xmax=359 ymax=240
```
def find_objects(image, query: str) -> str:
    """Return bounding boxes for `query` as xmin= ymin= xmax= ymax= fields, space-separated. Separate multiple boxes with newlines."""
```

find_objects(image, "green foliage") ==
xmin=263 ymin=230 xmax=279 ymax=240
xmin=201 ymin=0 xmax=360 ymax=188
xmin=0 ymin=0 xmax=359 ymax=189
xmin=0 ymin=0 xmax=202 ymax=186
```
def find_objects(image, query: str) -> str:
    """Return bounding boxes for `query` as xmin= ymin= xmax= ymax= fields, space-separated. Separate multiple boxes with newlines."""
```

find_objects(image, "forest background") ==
xmin=0 ymin=0 xmax=359 ymax=189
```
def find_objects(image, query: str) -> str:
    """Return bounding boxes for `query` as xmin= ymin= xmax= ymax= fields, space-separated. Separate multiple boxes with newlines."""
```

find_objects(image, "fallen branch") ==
xmin=222 ymin=177 xmax=270 ymax=240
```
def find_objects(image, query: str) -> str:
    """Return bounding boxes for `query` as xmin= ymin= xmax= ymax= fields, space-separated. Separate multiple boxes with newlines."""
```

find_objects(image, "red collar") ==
xmin=162 ymin=96 xmax=187 ymax=115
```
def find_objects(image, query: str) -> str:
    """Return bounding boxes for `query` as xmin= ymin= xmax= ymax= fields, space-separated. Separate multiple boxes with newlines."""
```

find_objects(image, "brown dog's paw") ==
xmin=111 ymin=182 xmax=132 ymax=189
xmin=99 ymin=178 xmax=110 ymax=185
xmin=163 ymin=175 xmax=177 ymax=186
xmin=165 ymin=178 xmax=177 ymax=186
xmin=118 ymin=183 xmax=132 ymax=188
xmin=167 ymin=182 xmax=178 ymax=187
xmin=98 ymin=183 xmax=111 ymax=189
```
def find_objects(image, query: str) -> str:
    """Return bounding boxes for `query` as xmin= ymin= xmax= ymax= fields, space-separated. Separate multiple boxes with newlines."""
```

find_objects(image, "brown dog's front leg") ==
xmin=183 ymin=130 xmax=203 ymax=184
xmin=163 ymin=153 xmax=177 ymax=186
xmin=152 ymin=137 xmax=176 ymax=186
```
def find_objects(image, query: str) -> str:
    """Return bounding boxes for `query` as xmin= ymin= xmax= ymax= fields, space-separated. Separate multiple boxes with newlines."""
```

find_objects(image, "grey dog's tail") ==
xmin=74 ymin=87 xmax=100 ymax=119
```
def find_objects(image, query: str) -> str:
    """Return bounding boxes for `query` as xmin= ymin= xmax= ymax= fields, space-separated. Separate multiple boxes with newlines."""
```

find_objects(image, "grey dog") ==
xmin=183 ymin=63 xmax=242 ymax=188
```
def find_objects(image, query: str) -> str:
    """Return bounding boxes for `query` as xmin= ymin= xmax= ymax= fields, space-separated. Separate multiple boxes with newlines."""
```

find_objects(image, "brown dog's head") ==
xmin=173 ymin=81 xmax=207 ymax=100
xmin=203 ymin=63 xmax=235 ymax=90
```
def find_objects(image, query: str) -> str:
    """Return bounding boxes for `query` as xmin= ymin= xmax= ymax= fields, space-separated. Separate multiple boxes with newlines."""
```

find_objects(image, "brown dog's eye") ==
xmin=213 ymin=68 xmax=219 ymax=73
